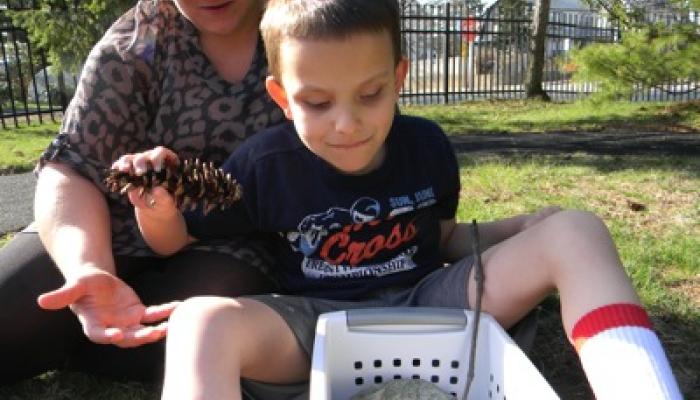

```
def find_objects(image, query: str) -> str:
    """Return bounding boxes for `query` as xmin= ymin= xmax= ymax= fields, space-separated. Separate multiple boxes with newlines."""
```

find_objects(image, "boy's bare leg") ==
xmin=472 ymin=209 xmax=638 ymax=334
xmin=161 ymin=296 xmax=309 ymax=400
xmin=473 ymin=209 xmax=681 ymax=399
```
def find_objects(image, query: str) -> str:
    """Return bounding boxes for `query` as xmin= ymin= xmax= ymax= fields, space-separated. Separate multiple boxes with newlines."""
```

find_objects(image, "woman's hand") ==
xmin=111 ymin=146 xmax=180 ymax=175
xmin=38 ymin=266 xmax=179 ymax=347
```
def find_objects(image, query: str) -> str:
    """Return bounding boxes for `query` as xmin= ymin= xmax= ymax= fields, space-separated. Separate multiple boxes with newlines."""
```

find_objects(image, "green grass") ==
xmin=0 ymin=122 xmax=59 ymax=174
xmin=0 ymin=233 xmax=13 ymax=247
xmin=454 ymin=152 xmax=700 ymax=314
xmin=402 ymin=99 xmax=700 ymax=134
xmin=452 ymin=152 xmax=699 ymax=399
xmin=1 ymin=100 xmax=698 ymax=399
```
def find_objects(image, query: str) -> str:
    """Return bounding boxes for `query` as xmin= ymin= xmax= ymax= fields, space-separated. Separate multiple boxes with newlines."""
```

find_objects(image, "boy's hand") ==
xmin=129 ymin=185 xmax=179 ymax=220
xmin=521 ymin=206 xmax=562 ymax=231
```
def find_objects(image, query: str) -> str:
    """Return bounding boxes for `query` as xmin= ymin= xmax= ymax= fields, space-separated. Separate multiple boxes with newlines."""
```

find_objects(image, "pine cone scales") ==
xmin=104 ymin=159 xmax=242 ymax=215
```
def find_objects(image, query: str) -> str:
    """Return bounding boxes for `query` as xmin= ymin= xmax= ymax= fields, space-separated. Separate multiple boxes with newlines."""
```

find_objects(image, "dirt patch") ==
xmin=669 ymin=275 xmax=700 ymax=310
xmin=450 ymin=129 xmax=700 ymax=156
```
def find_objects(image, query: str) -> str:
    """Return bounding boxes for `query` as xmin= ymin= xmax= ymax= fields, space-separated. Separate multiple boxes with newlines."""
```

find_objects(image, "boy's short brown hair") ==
xmin=261 ymin=0 xmax=402 ymax=80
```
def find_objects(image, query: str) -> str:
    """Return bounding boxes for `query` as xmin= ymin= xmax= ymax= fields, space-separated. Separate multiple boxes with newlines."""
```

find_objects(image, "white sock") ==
xmin=571 ymin=303 xmax=682 ymax=400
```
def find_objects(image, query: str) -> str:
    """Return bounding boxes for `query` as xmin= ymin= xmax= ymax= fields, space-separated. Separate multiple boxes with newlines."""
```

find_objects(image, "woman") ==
xmin=0 ymin=0 xmax=284 ymax=384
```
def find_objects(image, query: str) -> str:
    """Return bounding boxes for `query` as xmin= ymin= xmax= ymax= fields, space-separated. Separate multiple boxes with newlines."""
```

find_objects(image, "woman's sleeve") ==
xmin=37 ymin=3 xmax=159 ymax=191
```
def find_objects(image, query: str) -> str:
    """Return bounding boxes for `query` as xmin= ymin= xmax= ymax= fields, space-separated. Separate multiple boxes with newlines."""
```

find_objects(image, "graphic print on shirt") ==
xmin=286 ymin=188 xmax=437 ymax=280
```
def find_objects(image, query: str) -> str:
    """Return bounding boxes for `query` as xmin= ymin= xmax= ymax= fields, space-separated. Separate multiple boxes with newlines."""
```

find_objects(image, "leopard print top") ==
xmin=38 ymin=0 xmax=284 ymax=270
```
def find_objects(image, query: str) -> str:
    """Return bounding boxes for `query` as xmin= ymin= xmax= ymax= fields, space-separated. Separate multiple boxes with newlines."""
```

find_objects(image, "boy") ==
xmin=118 ymin=0 xmax=682 ymax=398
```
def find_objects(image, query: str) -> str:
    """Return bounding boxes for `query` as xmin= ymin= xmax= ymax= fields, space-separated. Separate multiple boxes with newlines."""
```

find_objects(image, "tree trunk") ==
xmin=525 ymin=0 xmax=551 ymax=101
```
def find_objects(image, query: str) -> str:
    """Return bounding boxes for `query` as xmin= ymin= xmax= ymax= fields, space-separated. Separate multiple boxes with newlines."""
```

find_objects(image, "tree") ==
xmin=569 ymin=0 xmax=700 ymax=98
xmin=491 ymin=0 xmax=530 ymax=50
xmin=8 ymin=0 xmax=133 ymax=73
xmin=524 ymin=0 xmax=552 ymax=100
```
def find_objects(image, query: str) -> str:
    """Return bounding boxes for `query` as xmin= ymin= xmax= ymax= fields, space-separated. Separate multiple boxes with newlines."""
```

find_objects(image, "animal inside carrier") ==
xmin=309 ymin=307 xmax=559 ymax=400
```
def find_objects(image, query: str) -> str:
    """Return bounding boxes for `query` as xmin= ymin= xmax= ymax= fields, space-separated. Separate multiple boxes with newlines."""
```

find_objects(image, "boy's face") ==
xmin=266 ymin=31 xmax=408 ymax=175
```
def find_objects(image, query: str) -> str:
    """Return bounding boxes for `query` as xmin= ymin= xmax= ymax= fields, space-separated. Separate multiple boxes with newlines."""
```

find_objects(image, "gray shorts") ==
xmin=241 ymin=257 xmax=474 ymax=400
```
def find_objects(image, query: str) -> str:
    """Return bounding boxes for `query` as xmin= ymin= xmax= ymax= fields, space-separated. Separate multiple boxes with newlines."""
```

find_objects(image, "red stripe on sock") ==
xmin=572 ymin=303 xmax=652 ymax=345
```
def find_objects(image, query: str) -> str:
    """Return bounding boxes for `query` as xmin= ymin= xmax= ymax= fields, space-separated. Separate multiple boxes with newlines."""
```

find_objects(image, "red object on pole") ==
xmin=462 ymin=16 xmax=477 ymax=43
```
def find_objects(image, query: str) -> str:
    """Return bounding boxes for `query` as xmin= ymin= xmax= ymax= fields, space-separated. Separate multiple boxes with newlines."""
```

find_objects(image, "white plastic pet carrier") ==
xmin=310 ymin=307 xmax=559 ymax=400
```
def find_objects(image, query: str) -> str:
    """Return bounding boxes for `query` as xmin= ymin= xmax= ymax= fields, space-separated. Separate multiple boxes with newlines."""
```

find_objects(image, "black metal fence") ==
xmin=399 ymin=3 xmax=700 ymax=105
xmin=1 ymin=1 xmax=73 ymax=128
xmin=1 ymin=2 xmax=699 ymax=128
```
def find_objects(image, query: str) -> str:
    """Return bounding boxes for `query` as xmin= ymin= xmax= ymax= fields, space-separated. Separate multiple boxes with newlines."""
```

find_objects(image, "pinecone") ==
xmin=104 ymin=158 xmax=242 ymax=215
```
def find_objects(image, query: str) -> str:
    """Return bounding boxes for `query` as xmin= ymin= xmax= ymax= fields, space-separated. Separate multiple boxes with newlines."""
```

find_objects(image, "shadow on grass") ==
xmin=529 ymin=296 xmax=592 ymax=400
xmin=0 ymin=371 xmax=159 ymax=400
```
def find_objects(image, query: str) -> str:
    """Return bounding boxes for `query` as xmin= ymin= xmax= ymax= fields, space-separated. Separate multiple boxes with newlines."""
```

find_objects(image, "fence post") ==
xmin=57 ymin=69 xmax=68 ymax=112
xmin=0 ymin=29 xmax=20 ymax=128
xmin=38 ymin=50 xmax=58 ymax=123
xmin=25 ymin=36 xmax=43 ymax=124
xmin=444 ymin=3 xmax=451 ymax=104
xmin=10 ymin=28 xmax=31 ymax=124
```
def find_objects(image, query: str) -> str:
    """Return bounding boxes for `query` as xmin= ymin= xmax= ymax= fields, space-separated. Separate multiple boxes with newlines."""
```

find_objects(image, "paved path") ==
xmin=0 ymin=172 xmax=36 ymax=235
xmin=1 ymin=130 xmax=698 ymax=235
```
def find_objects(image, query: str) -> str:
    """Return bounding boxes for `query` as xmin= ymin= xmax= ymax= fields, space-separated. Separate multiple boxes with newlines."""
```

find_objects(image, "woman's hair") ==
xmin=260 ymin=0 xmax=402 ymax=79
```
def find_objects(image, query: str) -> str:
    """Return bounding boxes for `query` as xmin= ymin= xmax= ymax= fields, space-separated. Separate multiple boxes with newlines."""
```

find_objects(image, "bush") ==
xmin=9 ymin=0 xmax=133 ymax=74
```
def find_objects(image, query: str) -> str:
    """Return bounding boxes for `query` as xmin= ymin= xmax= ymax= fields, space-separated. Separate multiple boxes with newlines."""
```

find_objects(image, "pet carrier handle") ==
xmin=346 ymin=307 xmax=467 ymax=327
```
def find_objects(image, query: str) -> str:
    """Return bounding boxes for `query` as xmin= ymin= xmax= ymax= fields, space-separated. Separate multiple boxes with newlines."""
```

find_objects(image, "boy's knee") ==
xmin=547 ymin=209 xmax=609 ymax=238
xmin=169 ymin=296 xmax=244 ymax=332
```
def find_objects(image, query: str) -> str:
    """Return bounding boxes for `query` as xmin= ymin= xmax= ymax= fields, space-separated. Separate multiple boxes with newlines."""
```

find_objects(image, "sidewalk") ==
xmin=0 ymin=172 xmax=36 ymax=235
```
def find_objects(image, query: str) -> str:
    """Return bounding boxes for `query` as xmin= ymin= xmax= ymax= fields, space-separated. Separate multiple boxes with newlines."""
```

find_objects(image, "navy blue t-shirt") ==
xmin=186 ymin=115 xmax=460 ymax=300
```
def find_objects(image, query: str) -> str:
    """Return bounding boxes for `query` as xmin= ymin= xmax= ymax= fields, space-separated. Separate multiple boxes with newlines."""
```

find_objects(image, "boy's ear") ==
xmin=265 ymin=76 xmax=294 ymax=120
xmin=393 ymin=57 xmax=409 ymax=95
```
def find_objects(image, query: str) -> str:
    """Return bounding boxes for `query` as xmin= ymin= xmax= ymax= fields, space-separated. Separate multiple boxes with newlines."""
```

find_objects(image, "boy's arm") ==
xmin=439 ymin=206 xmax=562 ymax=262
xmin=130 ymin=186 xmax=196 ymax=256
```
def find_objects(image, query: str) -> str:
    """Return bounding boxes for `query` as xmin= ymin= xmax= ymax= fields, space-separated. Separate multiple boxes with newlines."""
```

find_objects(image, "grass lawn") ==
xmin=0 ymin=233 xmax=14 ymax=247
xmin=0 ymin=121 xmax=60 ymax=174
xmin=454 ymin=152 xmax=699 ymax=399
xmin=402 ymin=99 xmax=700 ymax=134
xmin=0 ymin=100 xmax=698 ymax=399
